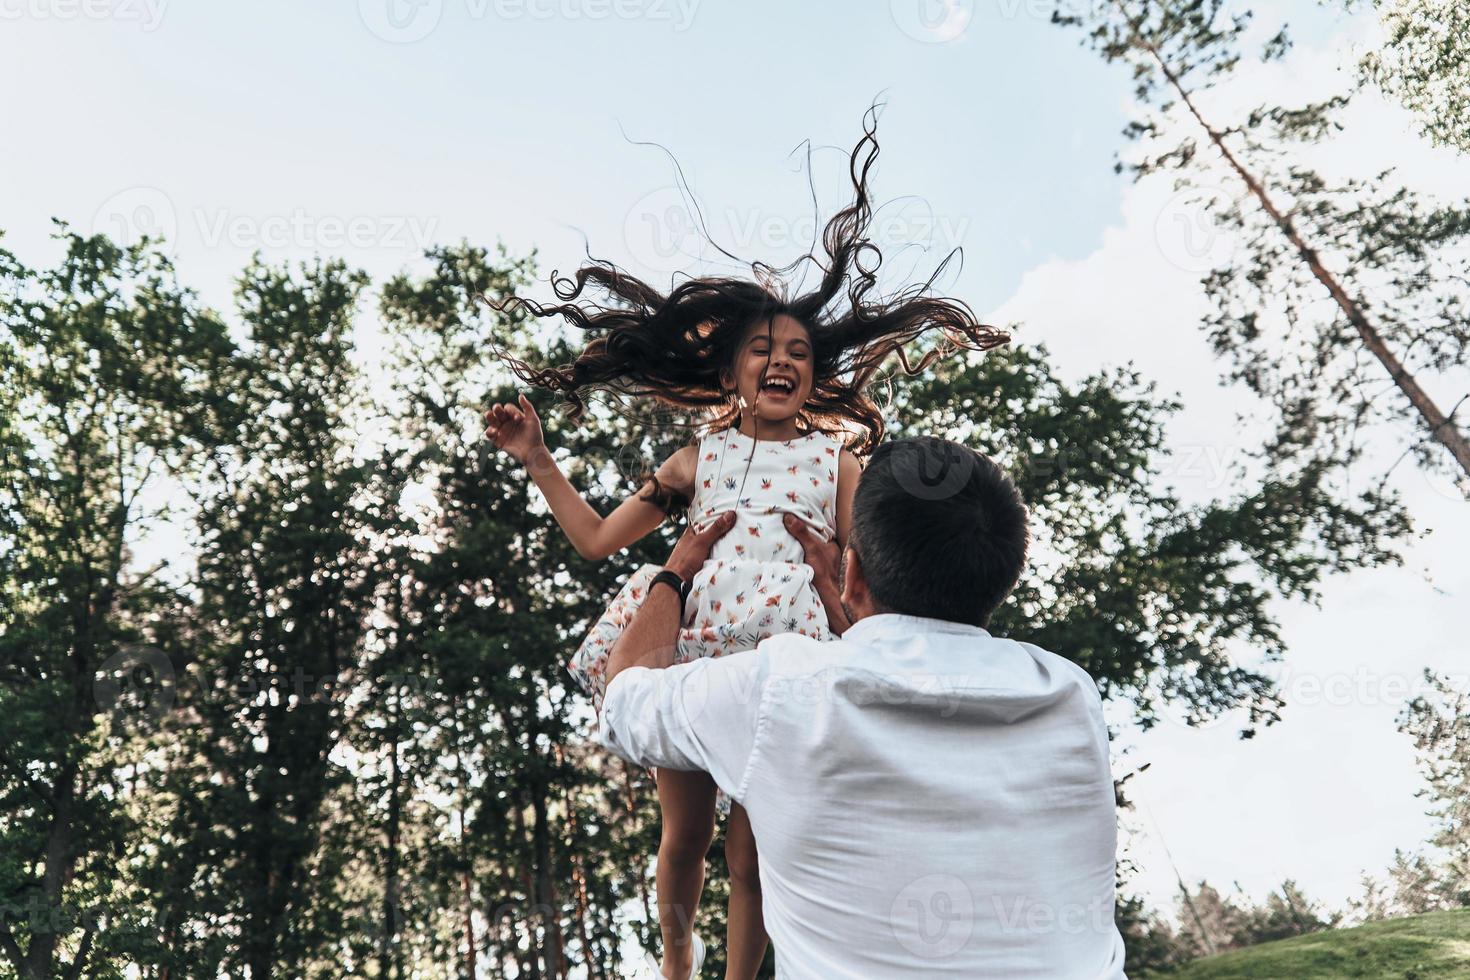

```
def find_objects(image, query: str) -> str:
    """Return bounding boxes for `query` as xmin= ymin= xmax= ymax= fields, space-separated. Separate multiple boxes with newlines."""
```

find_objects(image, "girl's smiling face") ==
xmin=723 ymin=314 xmax=815 ymax=423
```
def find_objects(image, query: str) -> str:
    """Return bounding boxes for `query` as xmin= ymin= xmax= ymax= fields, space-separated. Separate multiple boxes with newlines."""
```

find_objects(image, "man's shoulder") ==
xmin=1016 ymin=638 xmax=1102 ymax=687
xmin=751 ymin=629 xmax=851 ymax=676
xmin=749 ymin=628 xmax=1106 ymax=705
xmin=1000 ymin=635 xmax=1102 ymax=695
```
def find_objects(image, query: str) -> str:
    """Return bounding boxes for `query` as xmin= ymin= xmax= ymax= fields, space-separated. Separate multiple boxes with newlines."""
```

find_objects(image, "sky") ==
xmin=2 ymin=0 xmax=1467 ymax=925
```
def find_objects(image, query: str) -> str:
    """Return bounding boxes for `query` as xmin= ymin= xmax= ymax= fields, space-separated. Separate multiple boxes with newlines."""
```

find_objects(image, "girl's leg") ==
xmin=723 ymin=803 xmax=769 ymax=980
xmin=655 ymin=767 xmax=718 ymax=979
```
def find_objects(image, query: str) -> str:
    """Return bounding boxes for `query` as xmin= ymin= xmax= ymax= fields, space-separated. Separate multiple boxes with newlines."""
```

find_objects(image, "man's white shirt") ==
xmin=597 ymin=612 xmax=1129 ymax=979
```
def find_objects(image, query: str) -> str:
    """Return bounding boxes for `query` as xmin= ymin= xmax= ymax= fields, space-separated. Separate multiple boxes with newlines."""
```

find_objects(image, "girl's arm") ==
xmin=485 ymin=395 xmax=696 ymax=560
xmin=545 ymin=446 xmax=696 ymax=560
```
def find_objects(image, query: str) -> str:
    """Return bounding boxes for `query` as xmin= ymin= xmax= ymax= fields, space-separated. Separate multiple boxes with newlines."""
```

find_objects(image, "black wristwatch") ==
xmin=650 ymin=568 xmax=691 ymax=604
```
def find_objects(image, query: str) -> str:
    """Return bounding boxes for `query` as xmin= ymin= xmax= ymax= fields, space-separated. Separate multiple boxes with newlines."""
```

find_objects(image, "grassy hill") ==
xmin=1161 ymin=909 xmax=1470 ymax=979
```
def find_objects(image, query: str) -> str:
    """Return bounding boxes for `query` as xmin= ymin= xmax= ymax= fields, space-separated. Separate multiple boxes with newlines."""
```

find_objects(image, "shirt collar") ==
xmin=842 ymin=612 xmax=991 ymax=642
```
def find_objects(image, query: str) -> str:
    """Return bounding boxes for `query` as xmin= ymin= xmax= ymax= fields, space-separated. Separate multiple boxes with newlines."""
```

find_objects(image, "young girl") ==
xmin=483 ymin=110 xmax=1006 ymax=980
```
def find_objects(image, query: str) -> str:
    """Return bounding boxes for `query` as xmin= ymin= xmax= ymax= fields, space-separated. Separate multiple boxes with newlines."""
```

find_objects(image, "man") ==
xmin=598 ymin=437 xmax=1128 ymax=978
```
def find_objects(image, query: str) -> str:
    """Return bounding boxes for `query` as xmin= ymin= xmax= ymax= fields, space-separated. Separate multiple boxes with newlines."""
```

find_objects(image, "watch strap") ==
xmin=650 ymin=568 xmax=690 ymax=603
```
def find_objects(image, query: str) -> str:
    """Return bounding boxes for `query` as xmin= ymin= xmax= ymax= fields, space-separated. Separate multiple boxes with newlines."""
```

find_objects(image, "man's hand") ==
xmin=604 ymin=511 xmax=736 ymax=688
xmin=783 ymin=513 xmax=840 ymax=590
xmin=784 ymin=513 xmax=850 ymax=635
xmin=664 ymin=511 xmax=737 ymax=582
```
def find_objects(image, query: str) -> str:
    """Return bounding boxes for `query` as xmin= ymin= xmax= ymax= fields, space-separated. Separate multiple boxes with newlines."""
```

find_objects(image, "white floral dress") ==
xmin=568 ymin=426 xmax=841 ymax=812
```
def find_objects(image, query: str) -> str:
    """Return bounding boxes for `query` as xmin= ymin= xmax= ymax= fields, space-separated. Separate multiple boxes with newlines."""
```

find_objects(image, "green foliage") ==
xmin=0 ymin=224 xmax=234 ymax=978
xmin=1356 ymin=0 xmax=1470 ymax=155
xmin=1160 ymin=907 xmax=1470 ymax=978
xmin=1382 ymin=672 xmax=1470 ymax=911
xmin=1054 ymin=0 xmax=1470 ymax=495
xmin=1122 ymin=877 xmax=1340 ymax=977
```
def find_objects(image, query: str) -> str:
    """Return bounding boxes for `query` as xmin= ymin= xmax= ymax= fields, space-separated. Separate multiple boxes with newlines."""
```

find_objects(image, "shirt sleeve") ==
xmin=595 ymin=647 xmax=772 ymax=800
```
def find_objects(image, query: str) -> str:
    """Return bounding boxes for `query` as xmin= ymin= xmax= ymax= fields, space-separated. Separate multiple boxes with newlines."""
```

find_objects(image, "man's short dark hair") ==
xmin=848 ymin=437 xmax=1029 ymax=628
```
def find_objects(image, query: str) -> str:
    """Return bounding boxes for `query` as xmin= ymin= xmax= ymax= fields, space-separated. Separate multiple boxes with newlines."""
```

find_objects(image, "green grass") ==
xmin=1162 ymin=909 xmax=1470 ymax=979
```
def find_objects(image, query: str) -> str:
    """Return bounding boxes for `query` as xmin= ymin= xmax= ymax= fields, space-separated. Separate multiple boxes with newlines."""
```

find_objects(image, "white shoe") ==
xmin=635 ymin=932 xmax=706 ymax=979
xmin=684 ymin=933 xmax=707 ymax=979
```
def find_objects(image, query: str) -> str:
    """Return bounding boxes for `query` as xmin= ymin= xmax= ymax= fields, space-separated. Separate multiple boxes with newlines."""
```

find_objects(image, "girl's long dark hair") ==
xmin=482 ymin=105 xmax=1008 ymax=511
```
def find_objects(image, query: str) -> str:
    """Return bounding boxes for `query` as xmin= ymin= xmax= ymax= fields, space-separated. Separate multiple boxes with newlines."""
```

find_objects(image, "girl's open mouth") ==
xmin=760 ymin=377 xmax=798 ymax=399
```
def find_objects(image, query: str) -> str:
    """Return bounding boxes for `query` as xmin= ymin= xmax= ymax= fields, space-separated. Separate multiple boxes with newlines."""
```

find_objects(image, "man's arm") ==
xmin=595 ymin=509 xmax=770 ymax=793
xmin=602 ymin=573 xmax=684 ymax=689
xmin=602 ymin=510 xmax=736 ymax=688
xmin=597 ymin=650 xmax=771 ymax=795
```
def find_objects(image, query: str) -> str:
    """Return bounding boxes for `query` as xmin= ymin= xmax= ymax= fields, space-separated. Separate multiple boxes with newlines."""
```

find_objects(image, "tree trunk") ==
xmin=380 ymin=698 xmax=403 ymax=980
xmin=531 ymin=777 xmax=565 ymax=979
xmin=19 ymin=763 xmax=77 ymax=979
xmin=1123 ymin=3 xmax=1470 ymax=484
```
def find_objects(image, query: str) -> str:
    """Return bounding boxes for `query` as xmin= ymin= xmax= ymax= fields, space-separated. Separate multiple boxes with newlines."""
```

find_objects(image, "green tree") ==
xmin=1235 ymin=879 xmax=1339 ymax=945
xmin=1164 ymin=877 xmax=1335 ymax=963
xmin=1393 ymin=671 xmax=1470 ymax=909
xmin=1054 ymin=0 xmax=1470 ymax=495
xmin=370 ymin=242 xmax=678 ymax=978
xmin=146 ymin=256 xmax=395 ymax=978
xmin=1356 ymin=0 xmax=1470 ymax=154
xmin=0 ymin=226 xmax=233 ymax=979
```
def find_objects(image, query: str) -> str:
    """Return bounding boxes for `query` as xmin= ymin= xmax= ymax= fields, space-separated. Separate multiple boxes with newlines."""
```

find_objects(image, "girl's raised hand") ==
xmin=483 ymin=393 xmax=545 ymax=465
